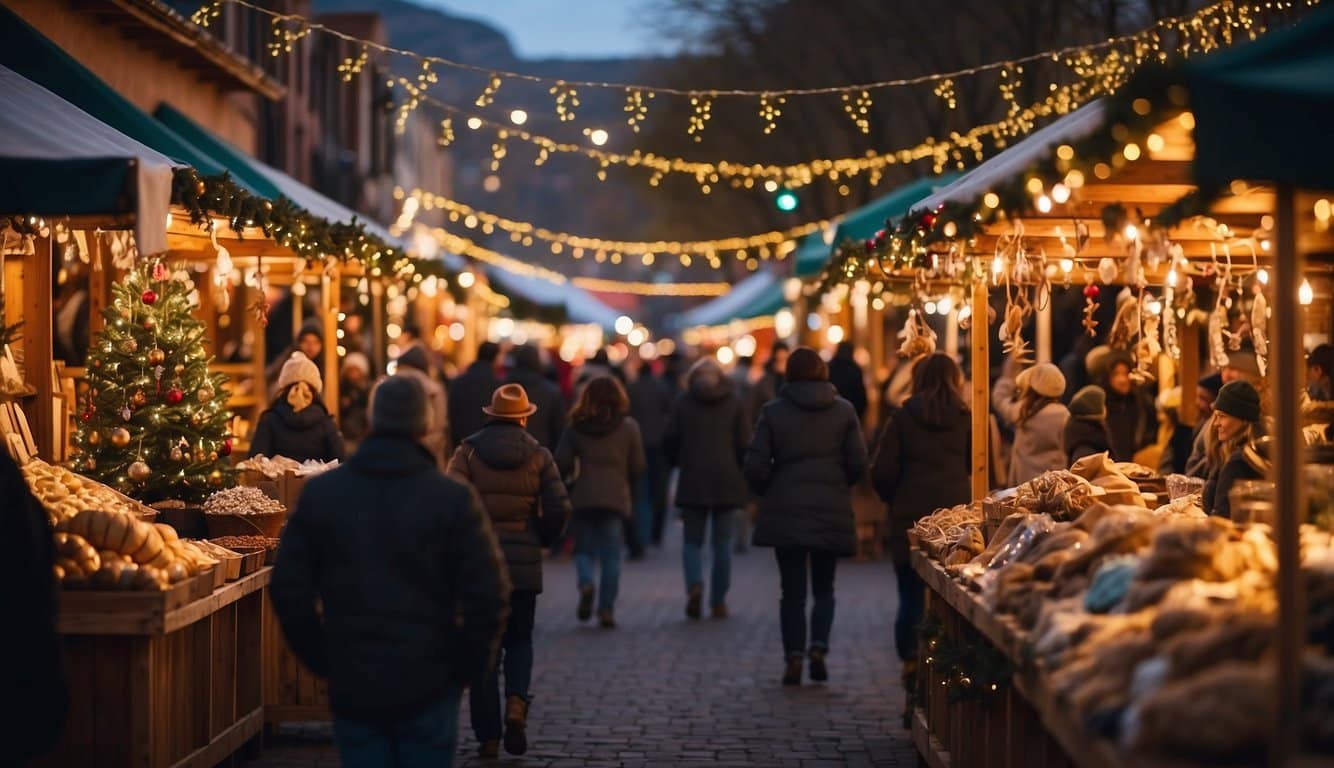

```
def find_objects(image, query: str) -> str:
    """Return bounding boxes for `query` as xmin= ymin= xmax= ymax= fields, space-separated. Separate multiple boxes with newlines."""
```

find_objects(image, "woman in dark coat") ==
xmin=249 ymin=351 xmax=345 ymax=463
xmin=555 ymin=376 xmax=646 ymax=628
xmin=664 ymin=358 xmax=751 ymax=619
xmin=871 ymin=353 xmax=970 ymax=673
xmin=1062 ymin=385 xmax=1112 ymax=464
xmin=745 ymin=347 xmax=868 ymax=686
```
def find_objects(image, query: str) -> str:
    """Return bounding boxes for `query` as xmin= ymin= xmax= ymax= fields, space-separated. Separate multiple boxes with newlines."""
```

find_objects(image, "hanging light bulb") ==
xmin=1167 ymin=267 xmax=1179 ymax=288
xmin=1300 ymin=278 xmax=1314 ymax=306
xmin=1124 ymin=224 xmax=1139 ymax=241
xmin=1036 ymin=195 xmax=1052 ymax=213
xmin=1257 ymin=268 xmax=1269 ymax=285
xmin=991 ymin=255 xmax=1004 ymax=277
xmin=1060 ymin=258 xmax=1074 ymax=274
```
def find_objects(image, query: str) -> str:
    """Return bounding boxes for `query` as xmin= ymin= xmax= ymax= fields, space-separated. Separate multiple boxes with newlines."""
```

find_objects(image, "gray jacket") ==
xmin=664 ymin=366 xmax=751 ymax=509
xmin=993 ymin=376 xmax=1070 ymax=487
xmin=555 ymin=415 xmax=646 ymax=517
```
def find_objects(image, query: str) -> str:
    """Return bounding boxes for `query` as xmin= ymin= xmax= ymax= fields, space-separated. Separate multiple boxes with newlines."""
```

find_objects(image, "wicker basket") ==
xmin=204 ymin=510 xmax=286 ymax=538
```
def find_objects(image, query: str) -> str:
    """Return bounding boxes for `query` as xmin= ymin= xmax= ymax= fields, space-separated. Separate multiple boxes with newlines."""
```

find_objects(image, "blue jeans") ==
xmin=775 ymin=548 xmax=837 ymax=659
xmin=575 ymin=513 xmax=622 ymax=612
xmin=634 ymin=445 xmax=668 ymax=547
xmin=471 ymin=590 xmax=536 ymax=741
xmin=333 ymin=694 xmax=460 ymax=768
xmin=681 ymin=507 xmax=734 ymax=607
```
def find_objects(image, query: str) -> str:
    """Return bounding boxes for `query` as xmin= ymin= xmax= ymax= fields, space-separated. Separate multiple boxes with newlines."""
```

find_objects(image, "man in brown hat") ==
xmin=447 ymin=383 xmax=572 ymax=759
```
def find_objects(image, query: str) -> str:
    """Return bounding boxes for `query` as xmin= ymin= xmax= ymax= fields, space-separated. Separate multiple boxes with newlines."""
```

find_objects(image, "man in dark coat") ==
xmin=664 ymin=358 xmax=751 ymax=619
xmin=449 ymin=341 xmax=501 ymax=449
xmin=1 ymin=450 xmax=67 ymax=764
xmin=448 ymin=382 xmax=571 ymax=759
xmin=504 ymin=345 xmax=565 ymax=451
xmin=750 ymin=341 xmax=789 ymax=418
xmin=828 ymin=342 xmax=868 ymax=423
xmin=626 ymin=359 xmax=673 ymax=553
xmin=272 ymin=376 xmax=510 ymax=768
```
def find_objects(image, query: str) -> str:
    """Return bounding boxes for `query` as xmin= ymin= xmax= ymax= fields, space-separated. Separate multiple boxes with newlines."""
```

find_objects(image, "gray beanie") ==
xmin=369 ymin=375 xmax=429 ymax=437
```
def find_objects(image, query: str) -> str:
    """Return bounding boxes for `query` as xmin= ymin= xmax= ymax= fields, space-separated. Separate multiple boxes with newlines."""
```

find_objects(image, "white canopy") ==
xmin=670 ymin=270 xmax=779 ymax=330
xmin=487 ymin=268 xmax=622 ymax=331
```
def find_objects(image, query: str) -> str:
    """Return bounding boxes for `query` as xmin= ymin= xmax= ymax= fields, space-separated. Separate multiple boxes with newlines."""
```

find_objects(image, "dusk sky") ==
xmin=410 ymin=0 xmax=681 ymax=59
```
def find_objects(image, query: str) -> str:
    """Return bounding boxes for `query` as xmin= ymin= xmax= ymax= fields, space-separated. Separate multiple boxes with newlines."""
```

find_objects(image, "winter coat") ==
xmin=627 ymin=373 xmax=673 ymax=447
xmin=0 ymin=451 xmax=66 ymax=762
xmin=1104 ymin=387 xmax=1157 ymax=461
xmin=338 ymin=379 xmax=371 ymax=443
xmin=447 ymin=422 xmax=571 ymax=592
xmin=448 ymin=360 xmax=499 ymax=447
xmin=745 ymin=382 xmax=868 ymax=556
xmin=750 ymin=370 xmax=784 ymax=421
xmin=1203 ymin=447 xmax=1264 ymax=519
xmin=250 ymin=396 xmax=345 ymax=463
xmin=272 ymin=435 xmax=509 ymax=723
xmin=992 ymin=376 xmax=1069 ymax=486
xmin=394 ymin=367 xmax=449 ymax=468
xmin=1184 ymin=419 xmax=1212 ymax=478
xmin=663 ymin=368 xmax=751 ymax=510
xmin=871 ymin=395 xmax=971 ymax=564
xmin=829 ymin=354 xmax=868 ymax=422
xmin=1062 ymin=416 xmax=1112 ymax=465
xmin=504 ymin=368 xmax=566 ymax=451
xmin=554 ymin=415 xmax=646 ymax=518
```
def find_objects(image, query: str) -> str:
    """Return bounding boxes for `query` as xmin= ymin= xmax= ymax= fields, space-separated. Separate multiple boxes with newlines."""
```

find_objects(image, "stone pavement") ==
xmin=246 ymin=521 xmax=916 ymax=767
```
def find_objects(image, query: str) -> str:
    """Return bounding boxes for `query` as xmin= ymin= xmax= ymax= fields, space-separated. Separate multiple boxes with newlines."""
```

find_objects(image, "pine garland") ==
xmin=917 ymin=614 xmax=1014 ymax=704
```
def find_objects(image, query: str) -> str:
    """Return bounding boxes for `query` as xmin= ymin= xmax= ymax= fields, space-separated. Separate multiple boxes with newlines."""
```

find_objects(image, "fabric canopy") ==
xmin=793 ymin=233 xmax=835 ymax=278
xmin=0 ymin=65 xmax=179 ymax=254
xmin=670 ymin=270 xmax=780 ymax=330
xmin=154 ymin=104 xmax=399 ymax=244
xmin=1178 ymin=4 xmax=1334 ymax=188
xmin=830 ymin=174 xmax=961 ymax=245
xmin=486 ymin=268 xmax=622 ymax=331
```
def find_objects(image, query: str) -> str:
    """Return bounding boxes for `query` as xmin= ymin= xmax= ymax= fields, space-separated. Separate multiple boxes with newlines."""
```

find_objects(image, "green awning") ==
xmin=734 ymin=280 xmax=788 ymax=320
xmin=153 ymin=105 xmax=283 ymax=201
xmin=0 ymin=4 xmax=265 ymax=191
xmin=793 ymin=234 xmax=833 ymax=279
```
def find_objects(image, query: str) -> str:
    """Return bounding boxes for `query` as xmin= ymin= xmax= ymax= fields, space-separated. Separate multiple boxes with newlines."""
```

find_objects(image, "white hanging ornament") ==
xmin=1251 ymin=288 xmax=1269 ymax=376
xmin=1097 ymin=257 xmax=1119 ymax=284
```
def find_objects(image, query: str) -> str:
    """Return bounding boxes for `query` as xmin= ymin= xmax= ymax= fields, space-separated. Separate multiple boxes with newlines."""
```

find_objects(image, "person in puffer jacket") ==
xmin=448 ymin=383 xmax=571 ymax=760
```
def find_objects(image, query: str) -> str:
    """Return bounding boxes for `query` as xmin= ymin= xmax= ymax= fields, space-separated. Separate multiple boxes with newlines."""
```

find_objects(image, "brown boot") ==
xmin=711 ymin=603 xmax=729 ymax=619
xmin=503 ymin=695 xmax=529 ymax=756
xmin=477 ymin=740 xmax=499 ymax=760
xmin=808 ymin=648 xmax=828 ymax=682
xmin=577 ymin=585 xmax=594 ymax=622
xmin=598 ymin=609 xmax=616 ymax=629
xmin=686 ymin=584 xmax=703 ymax=619
xmin=782 ymin=656 xmax=803 ymax=686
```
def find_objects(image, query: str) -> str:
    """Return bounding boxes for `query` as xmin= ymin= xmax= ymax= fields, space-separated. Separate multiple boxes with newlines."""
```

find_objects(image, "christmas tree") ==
xmin=73 ymin=260 xmax=235 ymax=501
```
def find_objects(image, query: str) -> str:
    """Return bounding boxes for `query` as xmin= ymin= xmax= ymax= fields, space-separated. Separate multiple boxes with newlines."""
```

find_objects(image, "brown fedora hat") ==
xmin=483 ymin=383 xmax=538 ymax=419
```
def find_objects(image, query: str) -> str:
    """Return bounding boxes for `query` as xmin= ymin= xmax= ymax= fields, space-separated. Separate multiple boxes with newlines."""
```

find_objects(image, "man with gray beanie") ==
xmin=273 ymin=375 xmax=510 ymax=768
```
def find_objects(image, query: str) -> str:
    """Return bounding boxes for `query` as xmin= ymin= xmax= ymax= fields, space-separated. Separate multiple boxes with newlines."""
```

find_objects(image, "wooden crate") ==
xmin=261 ymin=588 xmax=330 ymax=724
xmin=36 ymin=568 xmax=271 ymax=768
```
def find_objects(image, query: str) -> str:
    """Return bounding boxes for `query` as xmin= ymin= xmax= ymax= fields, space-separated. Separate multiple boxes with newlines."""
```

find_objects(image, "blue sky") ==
xmin=410 ymin=0 xmax=678 ymax=59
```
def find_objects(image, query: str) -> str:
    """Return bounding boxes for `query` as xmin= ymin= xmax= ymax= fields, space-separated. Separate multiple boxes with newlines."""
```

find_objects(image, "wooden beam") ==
xmin=22 ymin=236 xmax=54 ymax=459
xmin=971 ymin=271 xmax=989 ymax=499
xmin=322 ymin=275 xmax=340 ymax=423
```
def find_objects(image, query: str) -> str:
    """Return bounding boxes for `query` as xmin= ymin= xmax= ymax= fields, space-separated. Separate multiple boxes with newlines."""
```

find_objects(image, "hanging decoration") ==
xmin=899 ymin=307 xmax=938 ymax=358
xmin=917 ymin=615 xmax=1014 ymax=704
xmin=1251 ymin=284 xmax=1269 ymax=376
xmin=1208 ymin=273 xmax=1232 ymax=370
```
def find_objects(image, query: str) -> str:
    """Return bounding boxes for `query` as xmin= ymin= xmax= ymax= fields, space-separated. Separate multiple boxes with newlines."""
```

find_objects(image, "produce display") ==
xmin=54 ymin=509 xmax=218 ymax=591
xmin=22 ymin=457 xmax=155 ymax=526
xmin=203 ymin=485 xmax=286 ymax=516
xmin=237 ymin=454 xmax=337 ymax=479
xmin=208 ymin=535 xmax=281 ymax=554
xmin=914 ymin=453 xmax=1334 ymax=762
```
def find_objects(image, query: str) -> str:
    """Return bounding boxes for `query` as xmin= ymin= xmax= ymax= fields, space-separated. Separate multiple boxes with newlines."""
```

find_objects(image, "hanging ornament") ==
xmin=87 ymin=429 xmax=101 ymax=446
xmin=196 ymin=383 xmax=215 ymax=403
xmin=1208 ymin=277 xmax=1231 ymax=369
xmin=170 ymin=445 xmax=184 ymax=462
xmin=127 ymin=460 xmax=151 ymax=483
xmin=1097 ymin=257 xmax=1119 ymax=284
xmin=120 ymin=338 xmax=139 ymax=354
xmin=153 ymin=365 xmax=165 ymax=393
xmin=141 ymin=289 xmax=157 ymax=305
xmin=92 ymin=359 xmax=102 ymax=369
xmin=81 ymin=410 xmax=93 ymax=423
xmin=208 ymin=451 xmax=219 ymax=462
xmin=220 ymin=438 xmax=232 ymax=457
xmin=143 ymin=316 xmax=157 ymax=331
xmin=174 ymin=364 xmax=186 ymax=376
xmin=84 ymin=458 xmax=97 ymax=472
xmin=207 ymin=470 xmax=224 ymax=487
xmin=194 ymin=446 xmax=207 ymax=462
xmin=152 ymin=262 xmax=169 ymax=282
xmin=120 ymin=405 xmax=132 ymax=422
xmin=110 ymin=427 xmax=131 ymax=447
xmin=130 ymin=389 xmax=147 ymax=408
xmin=147 ymin=347 xmax=165 ymax=365
xmin=192 ymin=411 xmax=205 ymax=426
xmin=166 ymin=387 xmax=184 ymax=405
xmin=1251 ymin=286 xmax=1270 ymax=377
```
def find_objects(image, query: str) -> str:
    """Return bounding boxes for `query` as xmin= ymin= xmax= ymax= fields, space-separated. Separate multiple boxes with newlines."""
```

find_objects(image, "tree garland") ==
xmin=917 ymin=614 xmax=1014 ymax=704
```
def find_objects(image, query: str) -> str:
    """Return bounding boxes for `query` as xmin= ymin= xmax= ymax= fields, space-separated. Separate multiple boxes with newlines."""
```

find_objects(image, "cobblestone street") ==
xmin=249 ymin=522 xmax=916 ymax=767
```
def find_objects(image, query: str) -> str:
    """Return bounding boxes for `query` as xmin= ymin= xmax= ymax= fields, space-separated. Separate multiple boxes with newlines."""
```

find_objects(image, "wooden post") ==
xmin=971 ymin=273 xmax=990 ymax=499
xmin=1179 ymin=316 xmax=1200 ymax=428
xmin=371 ymin=279 xmax=385 ymax=375
xmin=868 ymin=299 xmax=885 ymax=428
xmin=1035 ymin=299 xmax=1052 ymax=363
xmin=23 ymin=235 xmax=55 ymax=459
xmin=87 ymin=234 xmax=108 ymax=335
xmin=1271 ymin=183 xmax=1303 ymax=766
xmin=322 ymin=273 xmax=340 ymax=421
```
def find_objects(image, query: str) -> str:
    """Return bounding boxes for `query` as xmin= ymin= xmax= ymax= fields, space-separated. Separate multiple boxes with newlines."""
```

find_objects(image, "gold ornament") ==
xmin=84 ymin=458 xmax=97 ymax=471
xmin=131 ymin=390 xmax=147 ymax=408
xmin=147 ymin=347 xmax=165 ymax=365
xmin=175 ymin=364 xmax=186 ymax=375
xmin=194 ymin=448 xmax=207 ymax=462
xmin=170 ymin=446 xmax=184 ymax=462
xmin=88 ymin=430 xmax=101 ymax=446
xmin=127 ymin=460 xmax=151 ymax=483
xmin=110 ymin=427 xmax=131 ymax=448
xmin=196 ymin=384 xmax=215 ymax=403
xmin=208 ymin=451 xmax=219 ymax=462
xmin=207 ymin=470 xmax=224 ymax=487
xmin=120 ymin=338 xmax=139 ymax=354
xmin=191 ymin=411 xmax=205 ymax=426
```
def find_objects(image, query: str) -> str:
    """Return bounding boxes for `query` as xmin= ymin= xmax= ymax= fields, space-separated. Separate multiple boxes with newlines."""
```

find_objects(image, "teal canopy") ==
xmin=152 ymin=105 xmax=283 ymax=201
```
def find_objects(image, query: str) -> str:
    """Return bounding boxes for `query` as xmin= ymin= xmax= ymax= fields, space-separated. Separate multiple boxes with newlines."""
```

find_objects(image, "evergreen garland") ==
xmin=917 ymin=614 xmax=1014 ymax=704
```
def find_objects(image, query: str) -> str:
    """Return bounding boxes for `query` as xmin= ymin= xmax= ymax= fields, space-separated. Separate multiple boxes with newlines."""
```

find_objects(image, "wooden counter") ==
xmin=38 ymin=568 xmax=271 ymax=768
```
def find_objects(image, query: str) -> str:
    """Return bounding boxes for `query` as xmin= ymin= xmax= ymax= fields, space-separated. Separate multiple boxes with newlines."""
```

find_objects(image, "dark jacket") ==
xmin=447 ymin=422 xmax=571 ymax=592
xmin=338 ymin=379 xmax=371 ymax=443
xmin=871 ymin=395 xmax=971 ymax=564
xmin=555 ymin=415 xmax=646 ymax=517
xmin=663 ymin=367 xmax=751 ymax=510
xmin=249 ymin=396 xmax=345 ymax=462
xmin=627 ymin=373 xmax=673 ymax=447
xmin=504 ymin=368 xmax=566 ymax=451
xmin=271 ymin=436 xmax=510 ymax=723
xmin=1 ymin=451 xmax=66 ymax=762
xmin=449 ymin=360 xmax=499 ymax=446
xmin=1104 ymin=387 xmax=1156 ymax=462
xmin=750 ymin=370 xmax=784 ymax=422
xmin=745 ymin=382 xmax=868 ymax=556
xmin=829 ymin=354 xmax=868 ymax=422
xmin=1203 ymin=447 xmax=1264 ymax=519
xmin=1062 ymin=416 xmax=1112 ymax=465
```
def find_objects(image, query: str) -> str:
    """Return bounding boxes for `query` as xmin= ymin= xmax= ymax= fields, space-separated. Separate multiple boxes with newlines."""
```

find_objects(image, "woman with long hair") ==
xmin=746 ymin=347 xmax=868 ymax=686
xmin=1202 ymin=381 xmax=1264 ymax=518
xmin=555 ymin=376 xmax=646 ymax=628
xmin=992 ymin=361 xmax=1069 ymax=486
xmin=249 ymin=351 xmax=344 ymax=462
xmin=871 ymin=353 xmax=970 ymax=686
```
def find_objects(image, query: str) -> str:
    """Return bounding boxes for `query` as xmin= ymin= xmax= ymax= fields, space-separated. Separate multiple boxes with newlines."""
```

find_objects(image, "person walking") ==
xmin=395 ymin=345 xmax=449 ymax=468
xmin=870 ymin=353 xmax=970 ymax=691
xmin=555 ymin=376 xmax=646 ymax=628
xmin=745 ymin=347 xmax=868 ymax=685
xmin=1063 ymin=385 xmax=1112 ymax=464
xmin=447 ymin=383 xmax=572 ymax=759
xmin=449 ymin=342 xmax=501 ymax=450
xmin=272 ymin=376 xmax=510 ymax=768
xmin=664 ymin=358 xmax=751 ymax=620
xmin=627 ymin=357 xmax=673 ymax=554
xmin=504 ymin=345 xmax=566 ymax=451
xmin=249 ymin=351 xmax=345 ymax=462
xmin=992 ymin=361 xmax=1069 ymax=486
xmin=750 ymin=341 xmax=789 ymax=416
xmin=828 ymin=341 xmax=869 ymax=423
xmin=338 ymin=352 xmax=372 ymax=445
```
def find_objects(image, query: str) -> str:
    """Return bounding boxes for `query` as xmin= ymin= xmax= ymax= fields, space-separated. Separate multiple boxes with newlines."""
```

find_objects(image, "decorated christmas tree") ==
xmin=73 ymin=260 xmax=235 ymax=501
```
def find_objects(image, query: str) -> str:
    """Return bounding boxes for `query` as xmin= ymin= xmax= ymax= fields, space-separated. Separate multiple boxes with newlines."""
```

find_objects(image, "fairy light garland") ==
xmin=396 ymin=186 xmax=821 ymax=268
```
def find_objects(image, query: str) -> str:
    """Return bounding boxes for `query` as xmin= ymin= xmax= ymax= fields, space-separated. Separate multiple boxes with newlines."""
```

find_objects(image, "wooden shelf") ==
xmin=58 ymin=567 xmax=271 ymax=636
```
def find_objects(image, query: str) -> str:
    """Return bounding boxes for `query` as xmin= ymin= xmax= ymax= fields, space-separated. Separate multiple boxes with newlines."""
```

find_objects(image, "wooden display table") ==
xmin=260 ymin=588 xmax=330 ymax=724
xmin=38 ymin=568 xmax=271 ymax=768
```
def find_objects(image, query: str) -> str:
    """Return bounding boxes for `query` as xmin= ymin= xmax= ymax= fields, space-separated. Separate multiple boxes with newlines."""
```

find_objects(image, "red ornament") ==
xmin=166 ymin=388 xmax=184 ymax=404
xmin=142 ymin=289 xmax=158 ymax=305
xmin=220 ymin=438 xmax=233 ymax=457
xmin=919 ymin=212 xmax=938 ymax=230
xmin=864 ymin=238 xmax=877 ymax=252
xmin=81 ymin=410 xmax=92 ymax=423
xmin=1083 ymin=284 xmax=1101 ymax=299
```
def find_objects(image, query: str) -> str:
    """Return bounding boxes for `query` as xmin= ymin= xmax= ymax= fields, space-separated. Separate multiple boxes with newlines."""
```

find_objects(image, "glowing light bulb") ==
xmin=937 ymin=295 xmax=954 ymax=315
xmin=589 ymin=128 xmax=609 ymax=146
xmin=1036 ymin=195 xmax=1052 ymax=213
xmin=614 ymin=315 xmax=634 ymax=335
xmin=992 ymin=256 xmax=1004 ymax=277
xmin=1257 ymin=268 xmax=1269 ymax=285
xmin=1060 ymin=258 xmax=1074 ymax=274
xmin=1300 ymin=279 xmax=1314 ymax=306
xmin=466 ymin=117 xmax=482 ymax=130
xmin=1051 ymin=184 xmax=1070 ymax=204
xmin=509 ymin=109 xmax=528 ymax=125
xmin=1167 ymin=267 xmax=1179 ymax=288
xmin=1124 ymin=224 xmax=1139 ymax=241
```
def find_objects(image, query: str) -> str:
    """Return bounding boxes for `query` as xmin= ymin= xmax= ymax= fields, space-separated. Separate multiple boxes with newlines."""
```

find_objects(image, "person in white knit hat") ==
xmin=249 ymin=351 xmax=345 ymax=462
xmin=992 ymin=361 xmax=1069 ymax=486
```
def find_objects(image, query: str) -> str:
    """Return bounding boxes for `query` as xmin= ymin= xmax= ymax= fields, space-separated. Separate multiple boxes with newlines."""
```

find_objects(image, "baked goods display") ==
xmin=203 ymin=485 xmax=286 ymax=516
xmin=54 ymin=509 xmax=217 ymax=590
xmin=21 ymin=457 xmax=155 ymax=525
xmin=236 ymin=453 xmax=301 ymax=479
